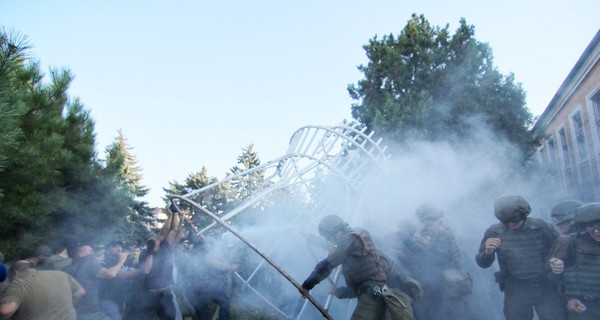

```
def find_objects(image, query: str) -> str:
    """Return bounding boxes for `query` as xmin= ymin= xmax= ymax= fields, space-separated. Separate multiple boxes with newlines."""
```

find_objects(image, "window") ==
xmin=559 ymin=128 xmax=571 ymax=169
xmin=538 ymin=145 xmax=545 ymax=163
xmin=546 ymin=137 xmax=558 ymax=176
xmin=593 ymin=91 xmax=600 ymax=141
xmin=548 ymin=137 xmax=557 ymax=165
xmin=572 ymin=111 xmax=588 ymax=159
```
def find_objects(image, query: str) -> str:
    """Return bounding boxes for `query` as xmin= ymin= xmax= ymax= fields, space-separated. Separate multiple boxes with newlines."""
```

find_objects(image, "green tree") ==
xmin=230 ymin=144 xmax=266 ymax=199
xmin=164 ymin=166 xmax=230 ymax=231
xmin=228 ymin=144 xmax=269 ymax=226
xmin=0 ymin=28 xmax=129 ymax=259
xmin=104 ymin=129 xmax=155 ymax=245
xmin=348 ymin=14 xmax=536 ymax=162
xmin=0 ymin=29 xmax=27 ymax=186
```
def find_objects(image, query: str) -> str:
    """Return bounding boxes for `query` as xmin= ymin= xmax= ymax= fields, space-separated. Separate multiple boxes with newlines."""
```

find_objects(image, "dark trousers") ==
xmin=144 ymin=288 xmax=182 ymax=320
xmin=187 ymin=287 xmax=231 ymax=320
xmin=503 ymin=276 xmax=567 ymax=320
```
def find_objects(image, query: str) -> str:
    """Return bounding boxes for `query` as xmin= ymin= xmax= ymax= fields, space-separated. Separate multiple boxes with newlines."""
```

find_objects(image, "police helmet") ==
xmin=494 ymin=195 xmax=531 ymax=223
xmin=574 ymin=202 xmax=600 ymax=224
xmin=550 ymin=199 xmax=583 ymax=225
xmin=318 ymin=214 xmax=347 ymax=238
xmin=415 ymin=204 xmax=444 ymax=221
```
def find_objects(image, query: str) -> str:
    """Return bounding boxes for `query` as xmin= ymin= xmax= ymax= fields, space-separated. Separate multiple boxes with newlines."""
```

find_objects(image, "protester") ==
xmin=26 ymin=244 xmax=52 ymax=268
xmin=183 ymin=234 xmax=239 ymax=320
xmin=475 ymin=195 xmax=567 ymax=320
xmin=45 ymin=237 xmax=73 ymax=271
xmin=142 ymin=207 xmax=185 ymax=320
xmin=64 ymin=237 xmax=129 ymax=320
xmin=0 ymin=260 xmax=85 ymax=320
xmin=549 ymin=202 xmax=600 ymax=319
xmin=99 ymin=240 xmax=140 ymax=320
xmin=122 ymin=240 xmax=154 ymax=320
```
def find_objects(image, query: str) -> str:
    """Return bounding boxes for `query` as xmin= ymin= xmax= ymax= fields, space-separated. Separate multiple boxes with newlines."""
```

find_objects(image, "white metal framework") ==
xmin=172 ymin=124 xmax=389 ymax=319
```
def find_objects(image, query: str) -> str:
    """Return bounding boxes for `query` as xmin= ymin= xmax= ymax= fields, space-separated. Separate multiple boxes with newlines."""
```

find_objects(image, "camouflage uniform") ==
xmin=476 ymin=195 xmax=567 ymax=320
xmin=550 ymin=202 xmax=600 ymax=320
xmin=403 ymin=205 xmax=466 ymax=320
xmin=302 ymin=215 xmax=388 ymax=320
xmin=550 ymin=200 xmax=583 ymax=235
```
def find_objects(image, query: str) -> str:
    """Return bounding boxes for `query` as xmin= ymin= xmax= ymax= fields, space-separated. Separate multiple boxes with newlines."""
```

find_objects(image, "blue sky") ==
xmin=1 ymin=1 xmax=598 ymax=207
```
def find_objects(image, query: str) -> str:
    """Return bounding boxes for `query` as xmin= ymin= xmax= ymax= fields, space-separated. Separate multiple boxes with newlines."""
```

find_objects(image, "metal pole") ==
xmin=169 ymin=195 xmax=333 ymax=320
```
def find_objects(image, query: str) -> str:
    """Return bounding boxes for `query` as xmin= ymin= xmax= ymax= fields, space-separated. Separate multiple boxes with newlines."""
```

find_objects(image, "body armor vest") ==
xmin=422 ymin=226 xmax=459 ymax=269
xmin=493 ymin=218 xmax=550 ymax=279
xmin=563 ymin=235 xmax=600 ymax=298
xmin=342 ymin=230 xmax=387 ymax=288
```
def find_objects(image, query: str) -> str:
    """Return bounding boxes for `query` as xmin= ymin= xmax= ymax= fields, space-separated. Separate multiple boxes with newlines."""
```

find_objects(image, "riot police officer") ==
xmin=550 ymin=199 xmax=583 ymax=235
xmin=550 ymin=202 xmax=600 ymax=319
xmin=301 ymin=214 xmax=389 ymax=319
xmin=475 ymin=195 xmax=567 ymax=320
xmin=403 ymin=204 xmax=468 ymax=320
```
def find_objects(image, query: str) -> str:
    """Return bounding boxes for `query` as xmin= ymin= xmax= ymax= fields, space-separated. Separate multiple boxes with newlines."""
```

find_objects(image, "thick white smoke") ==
xmin=184 ymin=122 xmax=550 ymax=320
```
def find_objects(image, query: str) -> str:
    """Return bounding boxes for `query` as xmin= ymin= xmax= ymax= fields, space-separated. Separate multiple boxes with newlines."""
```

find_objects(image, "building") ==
xmin=535 ymin=30 xmax=600 ymax=201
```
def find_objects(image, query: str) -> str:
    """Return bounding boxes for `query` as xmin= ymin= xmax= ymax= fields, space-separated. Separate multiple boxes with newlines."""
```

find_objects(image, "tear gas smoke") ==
xmin=179 ymin=122 xmax=550 ymax=320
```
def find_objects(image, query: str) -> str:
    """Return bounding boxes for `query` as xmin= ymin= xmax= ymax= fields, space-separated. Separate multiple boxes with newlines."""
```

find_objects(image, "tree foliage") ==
xmin=0 ymin=30 xmax=28 ymax=184
xmin=230 ymin=144 xmax=265 ymax=201
xmin=348 ymin=14 xmax=536 ymax=162
xmin=104 ymin=130 xmax=155 ymax=245
xmin=163 ymin=166 xmax=226 ymax=231
xmin=164 ymin=144 xmax=272 ymax=233
xmin=0 ymin=28 xmax=134 ymax=259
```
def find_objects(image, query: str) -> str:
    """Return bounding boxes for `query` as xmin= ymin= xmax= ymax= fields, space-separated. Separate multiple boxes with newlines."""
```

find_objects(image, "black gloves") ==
xmin=302 ymin=275 xmax=319 ymax=291
xmin=302 ymin=259 xmax=333 ymax=291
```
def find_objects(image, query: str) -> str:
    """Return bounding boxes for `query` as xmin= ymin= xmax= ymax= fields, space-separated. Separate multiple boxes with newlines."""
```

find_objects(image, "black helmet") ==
xmin=415 ymin=204 xmax=444 ymax=221
xmin=494 ymin=195 xmax=531 ymax=223
xmin=574 ymin=202 xmax=600 ymax=224
xmin=550 ymin=200 xmax=583 ymax=225
xmin=318 ymin=215 xmax=347 ymax=239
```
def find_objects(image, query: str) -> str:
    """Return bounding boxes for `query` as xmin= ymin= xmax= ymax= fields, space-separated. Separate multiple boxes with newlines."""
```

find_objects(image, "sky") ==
xmin=1 ymin=1 xmax=599 ymax=207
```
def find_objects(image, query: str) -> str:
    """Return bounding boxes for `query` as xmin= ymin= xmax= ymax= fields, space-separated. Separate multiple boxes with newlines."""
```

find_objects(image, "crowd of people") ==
xmin=0 ymin=194 xmax=599 ymax=320
xmin=0 ymin=207 xmax=240 ymax=320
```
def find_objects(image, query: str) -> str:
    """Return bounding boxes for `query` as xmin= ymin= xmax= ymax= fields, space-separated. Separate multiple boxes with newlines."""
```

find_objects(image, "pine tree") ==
xmin=0 ymin=28 xmax=130 ymax=259
xmin=0 ymin=29 xmax=27 ymax=186
xmin=104 ymin=129 xmax=155 ymax=245
xmin=230 ymin=144 xmax=265 ymax=200
xmin=228 ymin=144 xmax=269 ymax=226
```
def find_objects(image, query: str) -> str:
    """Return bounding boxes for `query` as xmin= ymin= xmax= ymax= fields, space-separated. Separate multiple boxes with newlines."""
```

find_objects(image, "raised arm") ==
xmin=97 ymin=252 xmax=129 ymax=279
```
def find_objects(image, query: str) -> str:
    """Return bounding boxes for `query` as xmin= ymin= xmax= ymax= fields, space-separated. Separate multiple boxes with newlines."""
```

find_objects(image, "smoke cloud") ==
xmin=183 ymin=120 xmax=552 ymax=320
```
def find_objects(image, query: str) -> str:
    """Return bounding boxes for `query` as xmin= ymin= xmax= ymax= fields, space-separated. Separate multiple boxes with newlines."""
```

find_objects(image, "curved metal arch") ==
xmin=170 ymin=124 xmax=389 ymax=319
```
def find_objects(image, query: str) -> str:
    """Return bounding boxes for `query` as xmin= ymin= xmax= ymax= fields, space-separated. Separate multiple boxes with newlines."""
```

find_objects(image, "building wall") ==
xmin=537 ymin=53 xmax=600 ymax=201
